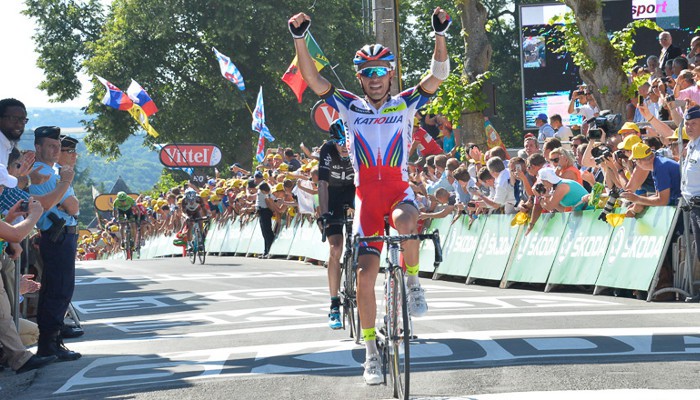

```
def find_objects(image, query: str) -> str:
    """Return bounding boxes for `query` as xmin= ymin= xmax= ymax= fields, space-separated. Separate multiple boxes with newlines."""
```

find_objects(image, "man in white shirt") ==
xmin=551 ymin=114 xmax=573 ymax=142
xmin=472 ymin=157 xmax=516 ymax=214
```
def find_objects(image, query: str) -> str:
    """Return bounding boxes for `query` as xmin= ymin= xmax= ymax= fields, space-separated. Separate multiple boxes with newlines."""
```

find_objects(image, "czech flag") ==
xmin=126 ymin=80 xmax=159 ymax=116
xmin=213 ymin=47 xmax=245 ymax=91
xmin=96 ymin=75 xmax=133 ymax=111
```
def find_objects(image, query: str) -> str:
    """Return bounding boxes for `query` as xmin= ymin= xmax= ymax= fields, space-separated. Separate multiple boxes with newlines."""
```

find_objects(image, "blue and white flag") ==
xmin=213 ymin=47 xmax=245 ymax=91
xmin=252 ymin=86 xmax=275 ymax=142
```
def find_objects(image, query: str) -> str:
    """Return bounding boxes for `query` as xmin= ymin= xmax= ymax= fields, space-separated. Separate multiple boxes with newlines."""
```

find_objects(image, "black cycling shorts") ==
xmin=326 ymin=187 xmax=355 ymax=237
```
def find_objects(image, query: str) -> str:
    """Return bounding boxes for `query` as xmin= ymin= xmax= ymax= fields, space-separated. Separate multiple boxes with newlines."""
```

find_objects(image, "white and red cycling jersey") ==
xmin=321 ymin=85 xmax=432 ymax=187
xmin=322 ymin=84 xmax=432 ymax=254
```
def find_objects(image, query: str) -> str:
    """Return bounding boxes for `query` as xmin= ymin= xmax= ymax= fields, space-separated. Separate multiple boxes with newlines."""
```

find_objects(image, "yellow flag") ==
xmin=605 ymin=213 xmax=625 ymax=228
xmin=127 ymin=104 xmax=159 ymax=138
xmin=510 ymin=211 xmax=529 ymax=226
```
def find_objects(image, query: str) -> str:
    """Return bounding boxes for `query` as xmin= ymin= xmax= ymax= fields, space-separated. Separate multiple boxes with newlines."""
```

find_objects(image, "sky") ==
xmin=0 ymin=1 xmax=92 ymax=108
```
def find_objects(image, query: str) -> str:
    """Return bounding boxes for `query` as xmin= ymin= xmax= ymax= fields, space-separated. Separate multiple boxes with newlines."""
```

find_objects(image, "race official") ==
xmin=28 ymin=126 xmax=81 ymax=361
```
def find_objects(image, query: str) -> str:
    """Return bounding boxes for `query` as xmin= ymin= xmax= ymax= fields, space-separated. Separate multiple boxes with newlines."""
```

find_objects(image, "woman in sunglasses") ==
xmin=289 ymin=6 xmax=451 ymax=386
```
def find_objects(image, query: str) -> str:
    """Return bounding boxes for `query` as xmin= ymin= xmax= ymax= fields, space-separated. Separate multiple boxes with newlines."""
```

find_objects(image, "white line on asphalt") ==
xmin=63 ymin=324 xmax=700 ymax=350
xmin=413 ymin=389 xmax=700 ymax=400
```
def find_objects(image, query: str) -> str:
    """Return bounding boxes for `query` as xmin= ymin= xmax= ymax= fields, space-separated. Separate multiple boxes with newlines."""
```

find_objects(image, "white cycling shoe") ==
xmin=408 ymin=284 xmax=428 ymax=317
xmin=363 ymin=356 xmax=382 ymax=385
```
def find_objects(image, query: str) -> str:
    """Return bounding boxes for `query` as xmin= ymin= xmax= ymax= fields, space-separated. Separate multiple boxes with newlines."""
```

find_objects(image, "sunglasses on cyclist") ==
xmin=358 ymin=67 xmax=390 ymax=78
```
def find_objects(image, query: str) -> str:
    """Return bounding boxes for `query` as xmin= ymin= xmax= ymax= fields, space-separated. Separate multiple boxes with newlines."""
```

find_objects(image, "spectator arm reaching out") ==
xmin=621 ymin=189 xmax=669 ymax=207
xmin=624 ymin=167 xmax=649 ymax=193
xmin=638 ymin=103 xmax=674 ymax=138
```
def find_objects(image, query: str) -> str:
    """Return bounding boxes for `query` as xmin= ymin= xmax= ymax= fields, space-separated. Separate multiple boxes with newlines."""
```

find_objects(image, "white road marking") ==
xmin=56 ymin=326 xmax=700 ymax=394
xmin=413 ymin=390 xmax=700 ymax=400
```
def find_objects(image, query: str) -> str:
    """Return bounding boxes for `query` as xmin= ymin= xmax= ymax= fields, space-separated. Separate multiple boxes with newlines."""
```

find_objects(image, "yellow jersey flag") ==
xmin=128 ymin=104 xmax=159 ymax=138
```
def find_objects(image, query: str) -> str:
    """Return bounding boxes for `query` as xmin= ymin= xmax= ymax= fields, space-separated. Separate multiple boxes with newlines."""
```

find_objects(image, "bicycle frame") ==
xmin=351 ymin=230 xmax=442 ymax=400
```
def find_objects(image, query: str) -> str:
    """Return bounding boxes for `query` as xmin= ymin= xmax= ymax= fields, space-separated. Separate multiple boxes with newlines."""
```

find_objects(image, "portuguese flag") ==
xmin=282 ymin=33 xmax=329 ymax=103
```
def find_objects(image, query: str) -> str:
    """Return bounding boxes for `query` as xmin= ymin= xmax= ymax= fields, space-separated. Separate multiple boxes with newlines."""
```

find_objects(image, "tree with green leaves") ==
xmin=24 ymin=0 xmax=370 ymax=167
xmin=551 ymin=0 xmax=661 ymax=114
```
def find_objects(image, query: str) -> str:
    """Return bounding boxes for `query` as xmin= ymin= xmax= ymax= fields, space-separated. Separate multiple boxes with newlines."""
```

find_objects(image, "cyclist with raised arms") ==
xmin=113 ymin=191 xmax=141 ymax=249
xmin=182 ymin=188 xmax=209 ymax=252
xmin=289 ymin=7 xmax=451 ymax=385
xmin=318 ymin=118 xmax=355 ymax=330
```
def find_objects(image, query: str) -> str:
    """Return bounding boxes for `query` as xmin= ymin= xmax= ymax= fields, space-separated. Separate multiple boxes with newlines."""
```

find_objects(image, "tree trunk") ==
xmin=457 ymin=0 xmax=492 ymax=149
xmin=562 ymin=0 xmax=629 ymax=114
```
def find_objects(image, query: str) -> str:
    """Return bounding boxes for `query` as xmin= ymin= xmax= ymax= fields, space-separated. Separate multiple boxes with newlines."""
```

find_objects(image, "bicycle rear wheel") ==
xmin=197 ymin=229 xmax=206 ymax=264
xmin=340 ymin=256 xmax=356 ymax=339
xmin=124 ymin=228 xmax=132 ymax=260
xmin=390 ymin=267 xmax=410 ymax=400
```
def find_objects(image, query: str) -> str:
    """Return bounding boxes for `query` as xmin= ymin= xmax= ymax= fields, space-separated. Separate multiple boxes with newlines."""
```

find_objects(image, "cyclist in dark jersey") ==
xmin=289 ymin=7 xmax=451 ymax=385
xmin=182 ymin=188 xmax=209 ymax=251
xmin=318 ymin=119 xmax=355 ymax=330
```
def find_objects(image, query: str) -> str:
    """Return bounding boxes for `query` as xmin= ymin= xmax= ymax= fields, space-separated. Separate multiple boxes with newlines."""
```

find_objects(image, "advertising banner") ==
xmin=94 ymin=193 xmax=138 ymax=212
xmin=269 ymin=218 xmax=298 ymax=257
xmin=235 ymin=218 xmax=256 ymax=254
xmin=221 ymin=220 xmax=241 ymax=253
xmin=506 ymin=212 xmax=569 ymax=285
xmin=547 ymin=210 xmax=613 ymax=288
xmin=468 ymin=214 xmax=521 ymax=282
xmin=419 ymin=217 xmax=455 ymax=273
xmin=159 ymin=143 xmax=222 ymax=168
xmin=288 ymin=218 xmax=315 ymax=258
xmin=247 ymin=222 xmax=265 ymax=255
xmin=596 ymin=206 xmax=677 ymax=291
xmin=434 ymin=215 xmax=485 ymax=278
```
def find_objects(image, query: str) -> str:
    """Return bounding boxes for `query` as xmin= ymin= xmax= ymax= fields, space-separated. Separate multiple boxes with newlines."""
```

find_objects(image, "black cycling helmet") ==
xmin=329 ymin=119 xmax=347 ymax=146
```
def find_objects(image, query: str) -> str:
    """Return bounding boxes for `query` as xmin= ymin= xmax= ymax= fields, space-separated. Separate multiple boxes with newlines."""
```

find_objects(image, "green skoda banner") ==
xmin=269 ymin=218 xmax=298 ymax=257
xmin=289 ymin=218 xmax=315 ymax=258
xmin=468 ymin=214 xmax=521 ymax=282
xmin=505 ymin=212 xmax=569 ymax=285
xmin=222 ymin=220 xmax=241 ymax=253
xmin=595 ymin=206 xmax=677 ymax=291
xmin=546 ymin=210 xmax=614 ymax=289
xmin=205 ymin=221 xmax=226 ymax=254
xmin=434 ymin=215 xmax=486 ymax=278
xmin=236 ymin=219 xmax=257 ymax=254
xmin=247 ymin=222 xmax=265 ymax=255
xmin=419 ymin=217 xmax=455 ymax=273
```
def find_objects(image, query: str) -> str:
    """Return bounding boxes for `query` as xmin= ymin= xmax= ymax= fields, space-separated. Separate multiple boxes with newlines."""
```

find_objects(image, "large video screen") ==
xmin=520 ymin=0 xmax=700 ymax=130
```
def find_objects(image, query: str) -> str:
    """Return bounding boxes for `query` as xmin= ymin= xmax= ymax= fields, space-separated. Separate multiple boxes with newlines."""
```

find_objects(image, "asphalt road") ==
xmin=4 ymin=254 xmax=700 ymax=400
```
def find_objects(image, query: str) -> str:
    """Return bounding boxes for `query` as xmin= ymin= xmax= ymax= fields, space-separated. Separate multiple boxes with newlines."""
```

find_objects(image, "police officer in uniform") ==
xmin=680 ymin=107 xmax=700 ymax=302
xmin=29 ymin=126 xmax=81 ymax=361
xmin=317 ymin=119 xmax=356 ymax=329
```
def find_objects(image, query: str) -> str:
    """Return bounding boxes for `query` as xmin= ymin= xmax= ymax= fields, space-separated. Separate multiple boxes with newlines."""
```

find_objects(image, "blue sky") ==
xmin=1 ymin=1 xmax=92 ymax=108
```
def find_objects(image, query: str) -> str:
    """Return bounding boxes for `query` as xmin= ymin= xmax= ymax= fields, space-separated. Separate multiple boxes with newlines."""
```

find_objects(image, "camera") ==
xmin=614 ymin=150 xmax=628 ymax=160
xmin=661 ymin=77 xmax=671 ymax=83
xmin=19 ymin=200 xmax=29 ymax=212
xmin=666 ymin=94 xmax=675 ymax=102
xmin=587 ymin=110 xmax=623 ymax=137
xmin=591 ymin=145 xmax=613 ymax=165
xmin=599 ymin=187 xmax=623 ymax=222
xmin=468 ymin=186 xmax=479 ymax=193
xmin=587 ymin=128 xmax=603 ymax=140
xmin=467 ymin=202 xmax=477 ymax=208
xmin=534 ymin=182 xmax=547 ymax=195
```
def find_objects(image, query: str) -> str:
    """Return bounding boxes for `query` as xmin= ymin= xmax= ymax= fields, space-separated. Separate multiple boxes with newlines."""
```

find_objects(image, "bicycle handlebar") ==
xmin=353 ymin=230 xmax=443 ymax=268
xmin=320 ymin=205 xmax=353 ymax=243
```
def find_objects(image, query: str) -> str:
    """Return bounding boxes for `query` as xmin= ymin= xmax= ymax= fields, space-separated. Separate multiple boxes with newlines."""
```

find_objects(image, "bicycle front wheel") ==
xmin=390 ymin=267 xmax=410 ymax=400
xmin=197 ymin=229 xmax=206 ymax=264
xmin=188 ymin=239 xmax=196 ymax=264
